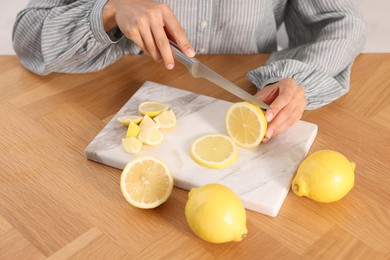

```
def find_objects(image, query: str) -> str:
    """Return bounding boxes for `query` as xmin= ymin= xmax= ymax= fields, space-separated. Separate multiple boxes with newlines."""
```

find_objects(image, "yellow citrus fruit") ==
xmin=225 ymin=102 xmax=267 ymax=148
xmin=122 ymin=137 xmax=143 ymax=154
xmin=185 ymin=183 xmax=248 ymax=243
xmin=117 ymin=115 xmax=143 ymax=126
xmin=138 ymin=125 xmax=163 ymax=146
xmin=190 ymin=134 xmax=237 ymax=169
xmin=138 ymin=101 xmax=169 ymax=118
xmin=126 ymin=122 xmax=140 ymax=138
xmin=292 ymin=150 xmax=356 ymax=203
xmin=153 ymin=109 xmax=176 ymax=129
xmin=139 ymin=114 xmax=158 ymax=128
xmin=120 ymin=156 xmax=174 ymax=208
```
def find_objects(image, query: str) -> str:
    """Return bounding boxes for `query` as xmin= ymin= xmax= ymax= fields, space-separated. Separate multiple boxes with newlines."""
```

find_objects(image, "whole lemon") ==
xmin=185 ymin=183 xmax=248 ymax=243
xmin=292 ymin=150 xmax=356 ymax=203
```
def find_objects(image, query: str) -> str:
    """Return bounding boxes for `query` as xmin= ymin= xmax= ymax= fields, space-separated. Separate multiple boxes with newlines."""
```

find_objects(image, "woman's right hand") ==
xmin=102 ymin=0 xmax=195 ymax=70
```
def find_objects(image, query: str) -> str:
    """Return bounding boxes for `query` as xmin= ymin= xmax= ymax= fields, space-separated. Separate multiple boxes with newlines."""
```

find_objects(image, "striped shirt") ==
xmin=12 ymin=0 xmax=366 ymax=109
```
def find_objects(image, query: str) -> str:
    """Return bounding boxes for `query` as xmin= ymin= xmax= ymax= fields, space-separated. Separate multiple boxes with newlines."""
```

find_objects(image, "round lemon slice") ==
xmin=138 ymin=125 xmax=163 ymax=146
xmin=225 ymin=102 xmax=267 ymax=148
xmin=117 ymin=115 xmax=143 ymax=126
xmin=120 ymin=156 xmax=174 ymax=208
xmin=190 ymin=134 xmax=238 ymax=169
xmin=153 ymin=109 xmax=176 ymax=129
xmin=122 ymin=137 xmax=143 ymax=154
xmin=138 ymin=101 xmax=169 ymax=118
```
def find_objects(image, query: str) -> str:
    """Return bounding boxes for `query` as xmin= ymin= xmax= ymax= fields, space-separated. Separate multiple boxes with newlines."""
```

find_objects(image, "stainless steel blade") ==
xmin=170 ymin=41 xmax=271 ymax=110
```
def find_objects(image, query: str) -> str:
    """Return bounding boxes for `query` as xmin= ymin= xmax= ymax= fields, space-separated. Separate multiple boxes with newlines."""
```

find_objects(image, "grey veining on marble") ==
xmin=86 ymin=81 xmax=318 ymax=217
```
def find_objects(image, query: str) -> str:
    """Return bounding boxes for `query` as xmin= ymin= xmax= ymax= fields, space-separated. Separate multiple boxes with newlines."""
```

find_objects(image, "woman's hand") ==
xmin=103 ymin=0 xmax=195 ymax=70
xmin=255 ymin=78 xmax=307 ymax=142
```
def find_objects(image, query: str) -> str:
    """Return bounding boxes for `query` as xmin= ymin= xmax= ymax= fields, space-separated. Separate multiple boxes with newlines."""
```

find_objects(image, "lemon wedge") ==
xmin=138 ymin=125 xmax=163 ymax=146
xmin=120 ymin=156 xmax=174 ymax=208
xmin=138 ymin=101 xmax=169 ymax=118
xmin=190 ymin=134 xmax=237 ymax=169
xmin=139 ymin=114 xmax=158 ymax=128
xmin=225 ymin=102 xmax=267 ymax=148
xmin=117 ymin=115 xmax=143 ymax=126
xmin=122 ymin=137 xmax=143 ymax=154
xmin=153 ymin=109 xmax=176 ymax=129
xmin=126 ymin=122 xmax=140 ymax=138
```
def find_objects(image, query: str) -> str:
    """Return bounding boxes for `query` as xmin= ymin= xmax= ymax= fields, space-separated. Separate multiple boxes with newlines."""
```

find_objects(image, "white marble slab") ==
xmin=86 ymin=81 xmax=318 ymax=217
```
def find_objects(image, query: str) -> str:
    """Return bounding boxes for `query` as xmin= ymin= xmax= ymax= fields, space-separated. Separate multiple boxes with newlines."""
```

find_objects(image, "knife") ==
xmin=169 ymin=40 xmax=271 ymax=110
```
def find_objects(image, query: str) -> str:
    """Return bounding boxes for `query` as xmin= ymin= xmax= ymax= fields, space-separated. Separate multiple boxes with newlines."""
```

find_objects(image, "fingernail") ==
xmin=266 ymin=129 xmax=274 ymax=139
xmin=166 ymin=63 xmax=174 ymax=70
xmin=266 ymin=111 xmax=273 ymax=122
xmin=186 ymin=47 xmax=195 ymax=57
xmin=262 ymin=137 xmax=269 ymax=143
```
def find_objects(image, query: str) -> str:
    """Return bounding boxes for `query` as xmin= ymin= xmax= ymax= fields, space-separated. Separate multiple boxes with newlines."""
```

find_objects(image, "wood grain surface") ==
xmin=0 ymin=54 xmax=389 ymax=259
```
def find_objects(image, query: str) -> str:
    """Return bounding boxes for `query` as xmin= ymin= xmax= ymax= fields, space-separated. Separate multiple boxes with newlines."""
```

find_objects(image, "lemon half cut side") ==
xmin=120 ymin=156 xmax=174 ymax=209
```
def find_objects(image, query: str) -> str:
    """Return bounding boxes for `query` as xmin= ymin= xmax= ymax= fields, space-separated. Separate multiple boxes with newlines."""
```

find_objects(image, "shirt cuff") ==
xmin=90 ymin=0 xmax=123 ymax=44
xmin=247 ymin=59 xmax=350 ymax=110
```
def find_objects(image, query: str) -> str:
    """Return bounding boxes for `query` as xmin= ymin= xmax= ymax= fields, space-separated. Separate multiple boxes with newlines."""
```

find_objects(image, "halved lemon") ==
xmin=138 ymin=125 xmax=163 ymax=146
xmin=153 ymin=109 xmax=176 ymax=129
xmin=122 ymin=137 xmax=143 ymax=154
xmin=139 ymin=114 xmax=158 ymax=128
xmin=138 ymin=101 xmax=169 ymax=118
xmin=117 ymin=115 xmax=143 ymax=126
xmin=225 ymin=102 xmax=267 ymax=148
xmin=190 ymin=134 xmax=238 ymax=169
xmin=126 ymin=122 xmax=141 ymax=138
xmin=120 ymin=156 xmax=174 ymax=208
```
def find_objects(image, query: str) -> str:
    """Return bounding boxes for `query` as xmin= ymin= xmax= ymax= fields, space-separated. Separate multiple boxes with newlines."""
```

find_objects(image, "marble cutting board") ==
xmin=86 ymin=81 xmax=318 ymax=217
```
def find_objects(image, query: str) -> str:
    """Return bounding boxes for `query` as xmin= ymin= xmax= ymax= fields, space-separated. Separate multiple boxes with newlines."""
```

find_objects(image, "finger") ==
xmin=161 ymin=5 xmax=195 ymax=57
xmin=137 ymin=19 xmax=162 ymax=61
xmin=150 ymin=19 xmax=174 ymax=69
xmin=126 ymin=29 xmax=146 ymax=53
xmin=264 ymin=100 xmax=296 ymax=140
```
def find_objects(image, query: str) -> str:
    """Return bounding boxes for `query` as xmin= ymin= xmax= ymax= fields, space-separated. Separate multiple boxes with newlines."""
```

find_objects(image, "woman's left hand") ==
xmin=254 ymin=78 xmax=307 ymax=142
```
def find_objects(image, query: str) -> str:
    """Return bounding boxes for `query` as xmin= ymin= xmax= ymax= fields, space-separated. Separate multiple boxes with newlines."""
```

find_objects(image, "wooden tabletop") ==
xmin=0 ymin=54 xmax=389 ymax=259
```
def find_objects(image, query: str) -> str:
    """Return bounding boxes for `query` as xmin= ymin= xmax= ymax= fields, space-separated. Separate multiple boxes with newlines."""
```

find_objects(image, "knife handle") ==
xmin=169 ymin=40 xmax=198 ymax=72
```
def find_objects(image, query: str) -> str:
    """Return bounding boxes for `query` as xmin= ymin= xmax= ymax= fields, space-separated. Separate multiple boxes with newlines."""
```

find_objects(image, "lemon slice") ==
xmin=225 ymin=102 xmax=267 ymax=148
xmin=139 ymin=114 xmax=158 ymax=128
xmin=190 ymin=134 xmax=237 ymax=169
xmin=138 ymin=101 xmax=169 ymax=118
xmin=117 ymin=115 xmax=143 ymax=126
xmin=120 ymin=156 xmax=174 ymax=208
xmin=126 ymin=122 xmax=141 ymax=138
xmin=122 ymin=137 xmax=143 ymax=154
xmin=153 ymin=109 xmax=176 ymax=129
xmin=138 ymin=125 xmax=163 ymax=146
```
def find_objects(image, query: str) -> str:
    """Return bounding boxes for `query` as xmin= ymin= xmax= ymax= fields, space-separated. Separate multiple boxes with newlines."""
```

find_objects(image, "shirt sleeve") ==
xmin=247 ymin=0 xmax=366 ymax=110
xmin=12 ymin=0 xmax=140 ymax=75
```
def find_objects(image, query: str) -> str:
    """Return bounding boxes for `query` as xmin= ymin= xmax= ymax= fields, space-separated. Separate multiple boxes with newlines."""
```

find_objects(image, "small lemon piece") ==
xmin=117 ymin=115 xmax=143 ymax=126
xmin=138 ymin=125 xmax=163 ymax=146
xmin=292 ymin=150 xmax=356 ymax=203
xmin=153 ymin=109 xmax=176 ymax=129
xmin=122 ymin=137 xmax=143 ymax=154
xmin=185 ymin=183 xmax=248 ymax=243
xmin=190 ymin=134 xmax=237 ymax=169
xmin=225 ymin=102 xmax=267 ymax=148
xmin=139 ymin=114 xmax=158 ymax=128
xmin=138 ymin=101 xmax=169 ymax=118
xmin=126 ymin=122 xmax=141 ymax=138
xmin=120 ymin=156 xmax=174 ymax=208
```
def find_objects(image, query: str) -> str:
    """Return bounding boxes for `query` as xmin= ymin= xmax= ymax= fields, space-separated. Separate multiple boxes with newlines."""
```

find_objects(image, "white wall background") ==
xmin=1 ymin=0 xmax=389 ymax=54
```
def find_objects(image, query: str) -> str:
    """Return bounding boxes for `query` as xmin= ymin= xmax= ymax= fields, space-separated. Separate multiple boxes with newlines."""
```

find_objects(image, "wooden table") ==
xmin=0 ymin=54 xmax=389 ymax=259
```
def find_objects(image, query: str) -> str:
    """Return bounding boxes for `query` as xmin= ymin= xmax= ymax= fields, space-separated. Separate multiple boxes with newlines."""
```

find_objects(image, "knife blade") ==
xmin=169 ymin=41 xmax=271 ymax=110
